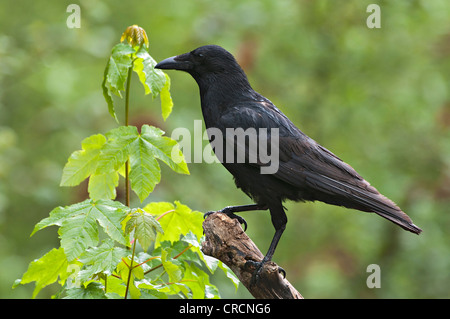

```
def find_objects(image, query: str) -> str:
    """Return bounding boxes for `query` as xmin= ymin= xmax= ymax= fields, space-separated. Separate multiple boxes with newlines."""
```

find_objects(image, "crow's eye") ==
xmin=192 ymin=51 xmax=204 ymax=58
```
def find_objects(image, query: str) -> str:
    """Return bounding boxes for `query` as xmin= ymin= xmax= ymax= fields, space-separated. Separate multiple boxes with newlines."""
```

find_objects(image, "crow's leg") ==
xmin=204 ymin=204 xmax=268 ymax=231
xmin=246 ymin=202 xmax=287 ymax=283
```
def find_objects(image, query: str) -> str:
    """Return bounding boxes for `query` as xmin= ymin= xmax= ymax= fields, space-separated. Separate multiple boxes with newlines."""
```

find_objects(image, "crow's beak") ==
xmin=155 ymin=55 xmax=193 ymax=71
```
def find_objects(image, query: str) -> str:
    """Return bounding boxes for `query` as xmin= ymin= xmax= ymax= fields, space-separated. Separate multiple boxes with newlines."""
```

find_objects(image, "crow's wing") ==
xmin=217 ymin=101 xmax=421 ymax=234
xmin=216 ymin=101 xmax=362 ymax=183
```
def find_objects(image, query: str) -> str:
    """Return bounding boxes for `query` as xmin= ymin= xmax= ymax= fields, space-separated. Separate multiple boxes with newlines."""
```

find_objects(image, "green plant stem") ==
xmin=124 ymin=65 xmax=133 ymax=207
xmin=123 ymin=64 xmax=134 ymax=299
xmin=124 ymin=239 xmax=137 ymax=299
xmin=144 ymin=244 xmax=192 ymax=275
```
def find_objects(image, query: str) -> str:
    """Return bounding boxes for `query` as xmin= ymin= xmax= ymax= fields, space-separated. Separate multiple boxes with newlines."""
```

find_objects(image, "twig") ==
xmin=201 ymin=212 xmax=303 ymax=299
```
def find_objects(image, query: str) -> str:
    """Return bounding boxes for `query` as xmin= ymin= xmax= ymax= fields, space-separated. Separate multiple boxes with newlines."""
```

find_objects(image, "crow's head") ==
xmin=155 ymin=45 xmax=245 ymax=82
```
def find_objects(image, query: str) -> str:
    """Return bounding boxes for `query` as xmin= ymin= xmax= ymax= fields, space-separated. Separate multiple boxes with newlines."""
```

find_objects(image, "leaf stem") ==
xmin=125 ymin=64 xmax=132 ymax=126
xmin=124 ymin=65 xmax=133 ymax=207
xmin=144 ymin=244 xmax=192 ymax=275
xmin=159 ymin=279 xmax=197 ymax=287
xmin=124 ymin=239 xmax=137 ymax=299
xmin=123 ymin=64 xmax=134 ymax=300
xmin=134 ymin=256 xmax=160 ymax=269
xmin=156 ymin=209 xmax=175 ymax=221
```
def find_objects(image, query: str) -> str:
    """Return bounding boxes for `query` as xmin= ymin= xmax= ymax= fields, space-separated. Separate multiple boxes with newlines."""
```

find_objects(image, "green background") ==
xmin=1 ymin=0 xmax=449 ymax=298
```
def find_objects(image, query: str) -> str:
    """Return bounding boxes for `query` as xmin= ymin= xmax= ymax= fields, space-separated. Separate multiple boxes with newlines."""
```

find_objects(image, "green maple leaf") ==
xmin=64 ymin=282 xmax=107 ymax=299
xmin=133 ymin=48 xmax=173 ymax=120
xmin=160 ymin=73 xmax=173 ymax=121
xmin=133 ymin=47 xmax=166 ymax=98
xmin=87 ymin=171 xmax=119 ymax=201
xmin=106 ymin=44 xmax=135 ymax=96
xmin=94 ymin=126 xmax=137 ymax=174
xmin=78 ymin=239 xmax=128 ymax=282
xmin=161 ymin=247 xmax=183 ymax=283
xmin=182 ymin=262 xmax=220 ymax=299
xmin=124 ymin=208 xmax=163 ymax=251
xmin=144 ymin=201 xmax=204 ymax=247
xmin=102 ymin=43 xmax=134 ymax=121
xmin=31 ymin=199 xmax=129 ymax=261
xmin=129 ymin=125 xmax=189 ymax=201
xmin=61 ymin=125 xmax=188 ymax=203
xmin=16 ymin=248 xmax=69 ymax=298
xmin=96 ymin=125 xmax=189 ymax=202
xmin=60 ymin=134 xmax=106 ymax=187
xmin=60 ymin=133 xmax=119 ymax=201
xmin=102 ymin=42 xmax=173 ymax=122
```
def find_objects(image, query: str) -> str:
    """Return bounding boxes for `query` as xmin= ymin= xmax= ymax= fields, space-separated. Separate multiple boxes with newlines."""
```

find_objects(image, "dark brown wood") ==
xmin=201 ymin=212 xmax=303 ymax=299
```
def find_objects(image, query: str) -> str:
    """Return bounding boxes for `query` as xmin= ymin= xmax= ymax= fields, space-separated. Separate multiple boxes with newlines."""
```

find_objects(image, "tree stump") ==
xmin=201 ymin=212 xmax=303 ymax=299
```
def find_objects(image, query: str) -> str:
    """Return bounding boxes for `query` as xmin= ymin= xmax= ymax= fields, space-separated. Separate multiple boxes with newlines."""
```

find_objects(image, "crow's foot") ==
xmin=246 ymin=258 xmax=286 ymax=285
xmin=204 ymin=208 xmax=248 ymax=231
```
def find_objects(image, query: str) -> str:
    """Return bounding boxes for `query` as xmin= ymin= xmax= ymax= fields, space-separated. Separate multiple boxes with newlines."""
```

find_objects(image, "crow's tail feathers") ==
xmin=305 ymin=173 xmax=422 ymax=234
xmin=372 ymin=205 xmax=422 ymax=234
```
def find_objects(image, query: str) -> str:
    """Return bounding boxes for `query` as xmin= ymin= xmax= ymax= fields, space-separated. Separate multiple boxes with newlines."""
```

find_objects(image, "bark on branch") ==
xmin=201 ymin=212 xmax=303 ymax=299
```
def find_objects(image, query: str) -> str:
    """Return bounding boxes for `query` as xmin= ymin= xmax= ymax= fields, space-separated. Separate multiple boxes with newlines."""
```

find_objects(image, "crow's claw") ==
xmin=220 ymin=207 xmax=248 ymax=231
xmin=246 ymin=259 xmax=286 ymax=285
xmin=226 ymin=213 xmax=247 ymax=231
xmin=203 ymin=211 xmax=215 ymax=219
xmin=278 ymin=266 xmax=286 ymax=279
xmin=204 ymin=209 xmax=248 ymax=231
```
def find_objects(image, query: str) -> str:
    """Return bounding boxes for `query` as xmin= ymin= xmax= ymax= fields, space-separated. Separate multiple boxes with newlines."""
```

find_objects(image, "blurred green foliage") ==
xmin=1 ymin=0 xmax=449 ymax=298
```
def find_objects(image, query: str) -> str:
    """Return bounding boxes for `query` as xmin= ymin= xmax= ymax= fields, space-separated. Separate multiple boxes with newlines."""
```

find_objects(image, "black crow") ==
xmin=155 ymin=45 xmax=421 ymax=279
